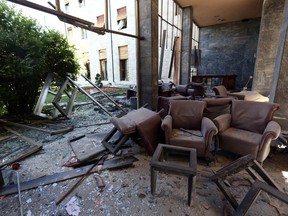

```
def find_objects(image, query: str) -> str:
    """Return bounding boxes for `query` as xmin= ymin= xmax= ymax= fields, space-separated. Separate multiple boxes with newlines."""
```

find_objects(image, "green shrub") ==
xmin=0 ymin=1 xmax=79 ymax=116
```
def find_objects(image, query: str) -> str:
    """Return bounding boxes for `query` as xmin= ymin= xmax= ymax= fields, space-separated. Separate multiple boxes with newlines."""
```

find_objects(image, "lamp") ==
xmin=243 ymin=75 xmax=253 ymax=90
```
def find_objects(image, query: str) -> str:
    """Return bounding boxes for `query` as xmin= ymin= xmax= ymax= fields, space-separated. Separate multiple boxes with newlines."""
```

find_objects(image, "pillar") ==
xmin=180 ymin=6 xmax=193 ymax=84
xmin=137 ymin=0 xmax=158 ymax=110
xmin=270 ymin=0 xmax=288 ymax=130
xmin=253 ymin=0 xmax=284 ymax=96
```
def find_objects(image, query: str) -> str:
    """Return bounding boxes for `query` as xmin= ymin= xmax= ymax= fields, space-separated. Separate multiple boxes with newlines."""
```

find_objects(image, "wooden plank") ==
xmin=81 ymin=74 xmax=126 ymax=112
xmin=33 ymin=73 xmax=56 ymax=118
xmin=168 ymin=36 xmax=177 ymax=78
xmin=1 ymin=127 xmax=42 ymax=168
xmin=69 ymin=133 xmax=107 ymax=163
xmin=0 ymin=119 xmax=74 ymax=135
xmin=174 ymin=36 xmax=180 ymax=83
xmin=235 ymin=180 xmax=288 ymax=216
xmin=7 ymin=0 xmax=145 ymax=40
xmin=0 ymin=156 xmax=137 ymax=196
xmin=3 ymin=127 xmax=42 ymax=147
xmin=158 ymin=29 xmax=166 ymax=79
xmin=66 ymin=76 xmax=112 ymax=117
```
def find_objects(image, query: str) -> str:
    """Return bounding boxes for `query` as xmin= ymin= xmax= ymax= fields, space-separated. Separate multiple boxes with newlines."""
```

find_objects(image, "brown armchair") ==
xmin=213 ymin=100 xmax=281 ymax=164
xmin=212 ymin=85 xmax=245 ymax=100
xmin=174 ymin=82 xmax=205 ymax=99
xmin=161 ymin=100 xmax=218 ymax=159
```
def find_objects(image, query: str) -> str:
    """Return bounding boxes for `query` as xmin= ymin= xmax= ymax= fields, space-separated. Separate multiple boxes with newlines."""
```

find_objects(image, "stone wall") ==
xmin=198 ymin=19 xmax=261 ymax=90
xmin=253 ymin=0 xmax=284 ymax=96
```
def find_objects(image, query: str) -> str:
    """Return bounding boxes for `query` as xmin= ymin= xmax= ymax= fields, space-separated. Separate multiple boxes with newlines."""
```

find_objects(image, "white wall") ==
xmin=63 ymin=0 xmax=137 ymax=86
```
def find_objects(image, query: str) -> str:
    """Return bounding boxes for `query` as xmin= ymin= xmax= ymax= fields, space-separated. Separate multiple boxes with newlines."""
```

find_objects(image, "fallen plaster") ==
xmin=0 ymin=95 xmax=288 ymax=216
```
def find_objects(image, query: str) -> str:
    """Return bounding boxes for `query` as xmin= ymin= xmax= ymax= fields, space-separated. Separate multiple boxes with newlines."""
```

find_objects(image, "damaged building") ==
xmin=1 ymin=0 xmax=288 ymax=215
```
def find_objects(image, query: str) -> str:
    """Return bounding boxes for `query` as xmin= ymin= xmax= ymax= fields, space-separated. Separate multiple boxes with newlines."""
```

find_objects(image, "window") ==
xmin=119 ymin=46 xmax=128 ymax=81
xmin=117 ymin=7 xmax=127 ymax=30
xmin=83 ymin=52 xmax=90 ymax=79
xmin=81 ymin=28 xmax=87 ymax=39
xmin=65 ymin=0 xmax=70 ymax=12
xmin=96 ymin=15 xmax=105 ymax=28
xmin=78 ymin=0 xmax=85 ymax=8
xmin=99 ymin=49 xmax=108 ymax=81
xmin=191 ymin=22 xmax=200 ymax=75
xmin=67 ymin=26 xmax=73 ymax=38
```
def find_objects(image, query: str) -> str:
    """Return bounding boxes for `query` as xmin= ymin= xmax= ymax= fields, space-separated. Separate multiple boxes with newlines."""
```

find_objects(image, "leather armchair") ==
xmin=213 ymin=100 xmax=281 ymax=164
xmin=203 ymin=98 xmax=233 ymax=120
xmin=212 ymin=85 xmax=245 ymax=100
xmin=174 ymin=82 xmax=205 ymax=99
xmin=161 ymin=100 xmax=218 ymax=158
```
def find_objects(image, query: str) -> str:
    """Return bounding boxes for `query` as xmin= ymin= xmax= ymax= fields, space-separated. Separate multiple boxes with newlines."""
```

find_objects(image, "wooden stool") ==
xmin=150 ymin=144 xmax=197 ymax=206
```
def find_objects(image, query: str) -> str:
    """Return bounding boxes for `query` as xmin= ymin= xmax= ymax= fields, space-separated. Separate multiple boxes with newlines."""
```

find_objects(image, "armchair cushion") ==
xmin=203 ymin=98 xmax=233 ymax=120
xmin=220 ymin=128 xmax=262 ymax=157
xmin=231 ymin=100 xmax=279 ymax=134
xmin=161 ymin=100 xmax=218 ymax=158
xmin=169 ymin=100 xmax=205 ymax=130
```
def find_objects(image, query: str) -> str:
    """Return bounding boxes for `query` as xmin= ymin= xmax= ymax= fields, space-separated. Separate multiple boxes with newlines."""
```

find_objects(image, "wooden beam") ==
xmin=55 ymin=0 xmax=60 ymax=11
xmin=1 ymin=127 xmax=42 ymax=168
xmin=158 ymin=29 xmax=166 ymax=79
xmin=7 ymin=0 xmax=144 ymax=40
xmin=168 ymin=36 xmax=177 ymax=78
xmin=0 ymin=119 xmax=74 ymax=136
xmin=66 ymin=76 xmax=112 ymax=117
xmin=0 ymin=156 xmax=136 ymax=196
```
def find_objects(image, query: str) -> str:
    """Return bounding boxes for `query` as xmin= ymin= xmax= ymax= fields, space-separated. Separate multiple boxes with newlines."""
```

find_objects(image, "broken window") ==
xmin=117 ymin=7 xmax=127 ymax=30
xmin=99 ymin=49 xmax=108 ymax=81
xmin=83 ymin=52 xmax=90 ymax=79
xmin=81 ymin=28 xmax=87 ymax=39
xmin=96 ymin=14 xmax=105 ymax=28
xmin=65 ymin=0 xmax=70 ymax=12
xmin=78 ymin=0 xmax=85 ymax=8
xmin=119 ymin=46 xmax=128 ymax=81
xmin=67 ymin=26 xmax=73 ymax=39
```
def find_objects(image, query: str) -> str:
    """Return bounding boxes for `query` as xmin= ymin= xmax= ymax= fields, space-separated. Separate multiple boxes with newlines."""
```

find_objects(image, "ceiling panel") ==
xmin=175 ymin=0 xmax=263 ymax=27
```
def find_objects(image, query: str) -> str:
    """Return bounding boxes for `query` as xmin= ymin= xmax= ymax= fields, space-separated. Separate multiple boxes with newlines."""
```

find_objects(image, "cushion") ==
xmin=110 ymin=116 xmax=136 ymax=135
xmin=231 ymin=100 xmax=279 ymax=134
xmin=169 ymin=100 xmax=206 ymax=130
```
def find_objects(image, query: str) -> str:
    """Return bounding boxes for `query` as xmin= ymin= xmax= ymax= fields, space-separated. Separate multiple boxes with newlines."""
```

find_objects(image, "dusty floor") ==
xmin=0 ymin=101 xmax=288 ymax=216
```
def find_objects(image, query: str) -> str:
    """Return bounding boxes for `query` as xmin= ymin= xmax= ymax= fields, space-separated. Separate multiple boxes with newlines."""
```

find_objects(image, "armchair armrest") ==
xmin=257 ymin=121 xmax=281 ymax=162
xmin=263 ymin=121 xmax=281 ymax=140
xmin=213 ymin=113 xmax=231 ymax=134
xmin=161 ymin=115 xmax=173 ymax=144
xmin=201 ymin=117 xmax=218 ymax=137
xmin=201 ymin=117 xmax=218 ymax=158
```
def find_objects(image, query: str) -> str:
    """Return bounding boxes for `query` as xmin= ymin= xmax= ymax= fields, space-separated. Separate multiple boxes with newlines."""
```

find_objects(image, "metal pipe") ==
xmin=81 ymin=74 xmax=126 ymax=112
xmin=66 ymin=77 xmax=112 ymax=117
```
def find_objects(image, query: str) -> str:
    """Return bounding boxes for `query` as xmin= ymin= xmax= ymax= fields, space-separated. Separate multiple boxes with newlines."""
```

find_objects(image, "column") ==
xmin=137 ymin=0 xmax=158 ymax=110
xmin=270 ymin=0 xmax=288 ymax=130
xmin=180 ymin=6 xmax=193 ymax=84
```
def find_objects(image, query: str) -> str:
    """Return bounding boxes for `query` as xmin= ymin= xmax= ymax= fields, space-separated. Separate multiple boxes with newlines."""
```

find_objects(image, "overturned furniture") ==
xmin=102 ymin=107 xmax=163 ymax=155
xmin=210 ymin=154 xmax=288 ymax=215
xmin=213 ymin=100 xmax=281 ymax=164
xmin=34 ymin=73 xmax=125 ymax=119
xmin=174 ymin=82 xmax=206 ymax=99
xmin=212 ymin=85 xmax=245 ymax=100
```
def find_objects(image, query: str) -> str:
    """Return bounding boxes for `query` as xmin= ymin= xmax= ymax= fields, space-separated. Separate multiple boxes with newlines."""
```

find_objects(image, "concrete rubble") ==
xmin=0 ymin=94 xmax=288 ymax=216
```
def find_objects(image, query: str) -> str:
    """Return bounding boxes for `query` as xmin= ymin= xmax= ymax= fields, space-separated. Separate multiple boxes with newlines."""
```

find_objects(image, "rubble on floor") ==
xmin=0 ymin=89 xmax=288 ymax=216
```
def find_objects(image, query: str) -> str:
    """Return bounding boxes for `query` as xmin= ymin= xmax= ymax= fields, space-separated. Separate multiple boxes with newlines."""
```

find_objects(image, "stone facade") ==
xmin=198 ymin=19 xmax=261 ymax=90
xmin=254 ymin=0 xmax=284 ymax=96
